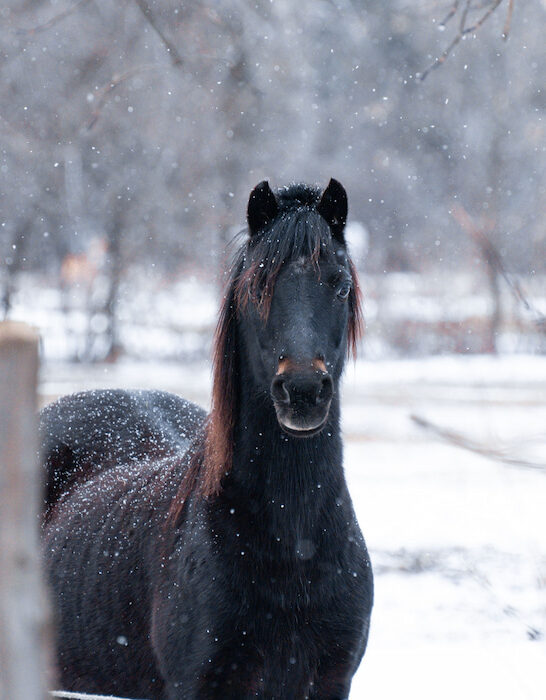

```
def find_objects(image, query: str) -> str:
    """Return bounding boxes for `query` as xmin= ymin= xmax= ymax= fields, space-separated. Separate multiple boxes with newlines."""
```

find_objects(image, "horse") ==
xmin=41 ymin=178 xmax=373 ymax=699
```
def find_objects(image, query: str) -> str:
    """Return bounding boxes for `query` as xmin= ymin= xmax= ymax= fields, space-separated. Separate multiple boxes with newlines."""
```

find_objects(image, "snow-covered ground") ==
xmin=344 ymin=357 xmax=546 ymax=698
xmin=38 ymin=354 xmax=546 ymax=699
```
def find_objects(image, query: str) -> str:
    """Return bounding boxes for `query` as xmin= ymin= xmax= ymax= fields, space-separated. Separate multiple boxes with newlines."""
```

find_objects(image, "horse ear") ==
xmin=317 ymin=178 xmax=348 ymax=244
xmin=247 ymin=181 xmax=279 ymax=236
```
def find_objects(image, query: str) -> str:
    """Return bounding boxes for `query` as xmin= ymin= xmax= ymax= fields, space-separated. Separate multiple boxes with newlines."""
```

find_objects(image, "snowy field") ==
xmin=38 ymin=354 xmax=546 ymax=699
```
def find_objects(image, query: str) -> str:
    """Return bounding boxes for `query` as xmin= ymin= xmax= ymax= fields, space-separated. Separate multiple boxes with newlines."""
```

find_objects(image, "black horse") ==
xmin=41 ymin=179 xmax=373 ymax=699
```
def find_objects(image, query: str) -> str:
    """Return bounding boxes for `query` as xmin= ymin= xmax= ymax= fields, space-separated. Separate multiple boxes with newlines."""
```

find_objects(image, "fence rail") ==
xmin=50 ymin=692 xmax=148 ymax=700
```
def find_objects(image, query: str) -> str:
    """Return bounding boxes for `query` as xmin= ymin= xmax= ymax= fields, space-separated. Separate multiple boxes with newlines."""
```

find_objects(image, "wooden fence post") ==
xmin=0 ymin=321 xmax=53 ymax=699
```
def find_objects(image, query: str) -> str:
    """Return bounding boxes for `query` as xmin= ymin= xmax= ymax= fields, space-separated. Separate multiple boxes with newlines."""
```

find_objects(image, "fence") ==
xmin=0 ymin=321 xmax=148 ymax=700
xmin=0 ymin=322 xmax=52 ymax=699
xmin=50 ymin=693 xmax=147 ymax=700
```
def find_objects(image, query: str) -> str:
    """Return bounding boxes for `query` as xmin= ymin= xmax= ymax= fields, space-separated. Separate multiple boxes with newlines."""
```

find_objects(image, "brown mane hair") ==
xmin=168 ymin=195 xmax=363 ymax=525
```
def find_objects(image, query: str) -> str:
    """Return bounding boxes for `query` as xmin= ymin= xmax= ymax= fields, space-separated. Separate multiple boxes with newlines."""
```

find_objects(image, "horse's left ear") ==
xmin=317 ymin=178 xmax=348 ymax=244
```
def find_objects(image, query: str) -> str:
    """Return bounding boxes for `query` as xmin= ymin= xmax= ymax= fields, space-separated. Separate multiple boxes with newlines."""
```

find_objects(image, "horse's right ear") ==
xmin=247 ymin=181 xmax=278 ymax=236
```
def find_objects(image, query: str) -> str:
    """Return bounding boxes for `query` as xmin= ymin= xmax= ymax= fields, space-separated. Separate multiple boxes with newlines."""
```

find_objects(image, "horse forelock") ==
xmin=235 ymin=208 xmax=333 ymax=318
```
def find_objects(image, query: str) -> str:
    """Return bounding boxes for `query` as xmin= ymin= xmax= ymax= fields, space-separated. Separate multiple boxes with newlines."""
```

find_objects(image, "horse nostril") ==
xmin=271 ymin=376 xmax=290 ymax=405
xmin=317 ymin=375 xmax=333 ymax=404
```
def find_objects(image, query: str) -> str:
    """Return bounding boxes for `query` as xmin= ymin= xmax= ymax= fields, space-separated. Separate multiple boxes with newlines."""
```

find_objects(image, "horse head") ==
xmin=238 ymin=178 xmax=361 ymax=437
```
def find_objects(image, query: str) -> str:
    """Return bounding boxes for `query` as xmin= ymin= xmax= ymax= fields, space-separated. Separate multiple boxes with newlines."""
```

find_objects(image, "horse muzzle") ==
xmin=270 ymin=365 xmax=333 ymax=437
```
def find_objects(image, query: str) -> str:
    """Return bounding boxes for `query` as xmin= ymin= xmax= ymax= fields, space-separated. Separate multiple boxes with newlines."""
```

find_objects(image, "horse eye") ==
xmin=336 ymin=282 xmax=351 ymax=300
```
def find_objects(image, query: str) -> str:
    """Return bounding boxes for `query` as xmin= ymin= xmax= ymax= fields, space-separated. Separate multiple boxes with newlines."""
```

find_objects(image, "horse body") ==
xmin=41 ymin=389 xmax=205 ymax=508
xmin=42 ymin=179 xmax=373 ymax=699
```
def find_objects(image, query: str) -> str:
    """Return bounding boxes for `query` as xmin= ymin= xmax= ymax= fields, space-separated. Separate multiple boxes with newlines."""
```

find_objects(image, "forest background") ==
xmin=1 ymin=0 xmax=544 ymax=361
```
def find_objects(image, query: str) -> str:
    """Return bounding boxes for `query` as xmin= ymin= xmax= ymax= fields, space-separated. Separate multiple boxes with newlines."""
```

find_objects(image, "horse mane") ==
xmin=168 ymin=184 xmax=363 ymax=525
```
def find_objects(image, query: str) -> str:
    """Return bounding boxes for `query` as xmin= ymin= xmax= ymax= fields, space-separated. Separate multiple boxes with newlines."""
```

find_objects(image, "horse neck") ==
xmin=221 ymin=357 xmax=346 ymax=531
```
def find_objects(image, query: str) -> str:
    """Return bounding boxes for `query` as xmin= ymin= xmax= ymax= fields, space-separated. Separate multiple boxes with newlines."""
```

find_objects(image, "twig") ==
xmin=419 ymin=32 xmax=463 ymax=80
xmin=461 ymin=0 xmax=503 ymax=36
xmin=411 ymin=414 xmax=546 ymax=473
xmin=14 ymin=0 xmax=183 ymax=69
xmin=15 ymin=0 xmax=92 ymax=36
xmin=440 ymin=1 xmax=460 ymax=28
xmin=132 ymin=0 xmax=184 ymax=67
xmin=459 ymin=0 xmax=472 ymax=33
xmin=420 ymin=0 xmax=506 ymax=80
xmin=502 ymin=0 xmax=515 ymax=40
xmin=420 ymin=0 xmax=471 ymax=81
xmin=86 ymin=65 xmax=157 ymax=130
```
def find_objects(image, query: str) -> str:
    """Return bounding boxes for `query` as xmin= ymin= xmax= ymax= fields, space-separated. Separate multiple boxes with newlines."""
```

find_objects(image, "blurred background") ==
xmin=1 ymin=0 xmax=545 ymax=362
xmin=1 ymin=1 xmax=545 ymax=698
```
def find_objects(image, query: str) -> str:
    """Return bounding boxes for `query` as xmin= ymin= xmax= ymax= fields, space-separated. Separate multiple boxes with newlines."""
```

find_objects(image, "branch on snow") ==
xmin=411 ymin=414 xmax=546 ymax=473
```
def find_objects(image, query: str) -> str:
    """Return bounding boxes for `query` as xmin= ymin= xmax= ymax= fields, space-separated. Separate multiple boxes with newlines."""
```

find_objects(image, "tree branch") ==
xmin=420 ymin=0 xmax=510 ymax=81
xmin=419 ymin=0 xmax=471 ymax=81
xmin=439 ymin=1 xmax=461 ymax=28
xmin=503 ymin=0 xmax=515 ymax=40
xmin=86 ymin=65 xmax=158 ymax=130
xmin=14 ymin=0 xmax=92 ymax=36
xmin=132 ymin=0 xmax=184 ymax=67
xmin=461 ymin=0 xmax=503 ymax=36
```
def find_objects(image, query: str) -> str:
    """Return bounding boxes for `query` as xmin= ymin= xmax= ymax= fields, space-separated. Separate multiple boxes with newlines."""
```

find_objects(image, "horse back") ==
xmin=40 ymin=388 xmax=206 ymax=511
